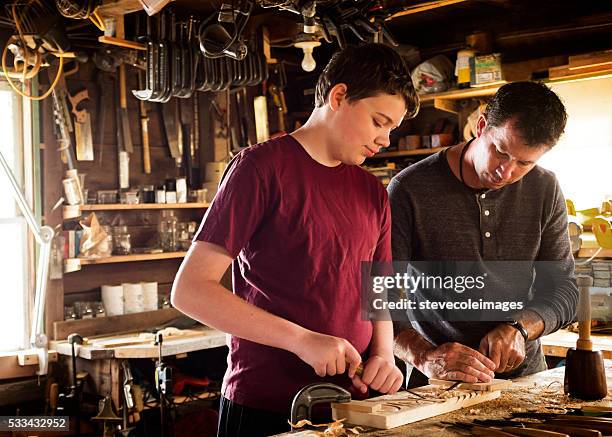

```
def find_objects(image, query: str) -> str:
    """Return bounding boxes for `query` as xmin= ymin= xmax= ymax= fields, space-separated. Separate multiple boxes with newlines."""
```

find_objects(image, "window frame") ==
xmin=0 ymin=79 xmax=37 ymax=353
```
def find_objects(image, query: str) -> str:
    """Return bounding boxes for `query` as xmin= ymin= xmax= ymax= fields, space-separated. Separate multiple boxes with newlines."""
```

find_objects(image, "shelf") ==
xmin=418 ymin=84 xmax=504 ymax=103
xmin=53 ymin=308 xmax=182 ymax=340
xmin=64 ymin=251 xmax=187 ymax=273
xmin=63 ymin=202 xmax=210 ymax=220
xmin=417 ymin=72 xmax=612 ymax=113
xmin=370 ymin=147 xmax=448 ymax=159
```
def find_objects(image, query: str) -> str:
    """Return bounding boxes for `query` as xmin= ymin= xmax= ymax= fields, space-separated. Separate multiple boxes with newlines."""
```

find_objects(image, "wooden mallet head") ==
xmin=564 ymin=275 xmax=608 ymax=400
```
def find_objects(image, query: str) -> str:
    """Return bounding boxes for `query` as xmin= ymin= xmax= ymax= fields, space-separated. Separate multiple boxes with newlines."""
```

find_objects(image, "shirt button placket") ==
xmin=478 ymin=192 xmax=494 ymax=257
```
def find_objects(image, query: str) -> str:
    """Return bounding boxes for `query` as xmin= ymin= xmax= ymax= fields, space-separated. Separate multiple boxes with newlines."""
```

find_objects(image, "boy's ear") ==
xmin=328 ymin=83 xmax=348 ymax=111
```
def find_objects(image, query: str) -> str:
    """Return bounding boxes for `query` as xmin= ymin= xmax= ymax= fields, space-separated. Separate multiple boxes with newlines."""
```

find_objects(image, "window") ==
xmin=538 ymin=76 xmax=612 ymax=210
xmin=0 ymin=83 xmax=30 ymax=352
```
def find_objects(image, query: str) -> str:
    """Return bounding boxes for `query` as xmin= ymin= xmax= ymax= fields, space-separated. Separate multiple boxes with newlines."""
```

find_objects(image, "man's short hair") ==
xmin=314 ymin=43 xmax=420 ymax=119
xmin=484 ymin=81 xmax=567 ymax=148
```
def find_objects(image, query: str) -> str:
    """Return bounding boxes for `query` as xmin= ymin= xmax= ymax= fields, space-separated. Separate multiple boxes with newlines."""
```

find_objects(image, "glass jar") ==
xmin=112 ymin=225 xmax=131 ymax=255
xmin=113 ymin=233 xmax=132 ymax=255
xmin=159 ymin=210 xmax=178 ymax=252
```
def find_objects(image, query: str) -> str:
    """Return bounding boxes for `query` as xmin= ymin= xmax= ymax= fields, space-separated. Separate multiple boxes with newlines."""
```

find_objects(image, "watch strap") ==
xmin=506 ymin=320 xmax=529 ymax=342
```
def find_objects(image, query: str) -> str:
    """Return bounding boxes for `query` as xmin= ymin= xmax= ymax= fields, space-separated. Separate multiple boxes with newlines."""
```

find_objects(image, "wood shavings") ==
xmin=289 ymin=418 xmax=364 ymax=436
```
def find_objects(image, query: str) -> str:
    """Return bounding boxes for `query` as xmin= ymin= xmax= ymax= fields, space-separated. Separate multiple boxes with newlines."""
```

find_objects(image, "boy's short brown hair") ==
xmin=315 ymin=43 xmax=420 ymax=119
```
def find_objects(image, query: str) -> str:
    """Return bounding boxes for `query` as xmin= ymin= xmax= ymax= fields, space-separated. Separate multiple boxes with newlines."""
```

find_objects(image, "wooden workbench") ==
xmin=278 ymin=361 xmax=612 ymax=436
xmin=541 ymin=329 xmax=612 ymax=359
xmin=50 ymin=326 xmax=226 ymax=408
xmin=51 ymin=326 xmax=227 ymax=360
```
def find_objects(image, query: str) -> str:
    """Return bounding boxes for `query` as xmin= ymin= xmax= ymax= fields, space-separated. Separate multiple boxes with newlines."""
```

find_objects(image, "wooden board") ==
xmin=90 ymin=328 xmax=204 ymax=348
xmin=51 ymin=327 xmax=227 ymax=360
xmin=331 ymin=385 xmax=501 ymax=429
xmin=428 ymin=378 xmax=512 ymax=391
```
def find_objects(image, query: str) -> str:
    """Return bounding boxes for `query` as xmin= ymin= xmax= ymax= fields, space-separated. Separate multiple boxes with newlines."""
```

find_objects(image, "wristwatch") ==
xmin=505 ymin=320 xmax=529 ymax=342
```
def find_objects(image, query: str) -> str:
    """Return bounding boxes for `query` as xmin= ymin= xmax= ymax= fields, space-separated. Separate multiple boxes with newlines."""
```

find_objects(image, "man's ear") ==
xmin=328 ymin=83 xmax=348 ymax=111
xmin=476 ymin=114 xmax=487 ymax=137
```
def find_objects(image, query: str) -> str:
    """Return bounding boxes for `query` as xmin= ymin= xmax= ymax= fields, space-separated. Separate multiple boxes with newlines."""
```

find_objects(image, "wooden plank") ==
xmin=549 ymin=63 xmax=612 ymax=79
xmin=428 ymin=378 xmax=512 ymax=391
xmin=568 ymin=50 xmax=612 ymax=68
xmin=0 ymin=352 xmax=58 ymax=380
xmin=52 ymin=308 xmax=182 ymax=340
xmin=112 ymin=328 xmax=227 ymax=358
xmin=90 ymin=328 xmax=203 ymax=348
xmin=98 ymin=36 xmax=146 ymax=51
xmin=52 ymin=327 xmax=227 ymax=360
xmin=386 ymin=0 xmax=469 ymax=20
xmin=98 ymin=0 xmax=143 ymax=17
xmin=332 ymin=386 xmax=501 ymax=429
xmin=418 ymin=84 xmax=502 ymax=103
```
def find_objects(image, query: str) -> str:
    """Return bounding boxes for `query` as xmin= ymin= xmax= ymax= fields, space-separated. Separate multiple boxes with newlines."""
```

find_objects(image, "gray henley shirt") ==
xmin=388 ymin=149 xmax=578 ymax=377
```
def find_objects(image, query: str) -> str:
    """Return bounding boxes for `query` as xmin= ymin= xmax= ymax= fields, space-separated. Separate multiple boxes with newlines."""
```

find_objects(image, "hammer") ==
xmin=290 ymin=383 xmax=351 ymax=425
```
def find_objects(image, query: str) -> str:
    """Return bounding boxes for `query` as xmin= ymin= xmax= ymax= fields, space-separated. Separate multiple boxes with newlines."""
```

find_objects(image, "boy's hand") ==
xmin=294 ymin=331 xmax=362 ymax=378
xmin=351 ymin=355 xmax=403 ymax=394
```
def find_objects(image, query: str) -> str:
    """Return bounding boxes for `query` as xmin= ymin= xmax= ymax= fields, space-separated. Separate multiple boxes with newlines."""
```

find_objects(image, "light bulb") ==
xmin=295 ymin=41 xmax=321 ymax=72
xmin=301 ymin=47 xmax=316 ymax=72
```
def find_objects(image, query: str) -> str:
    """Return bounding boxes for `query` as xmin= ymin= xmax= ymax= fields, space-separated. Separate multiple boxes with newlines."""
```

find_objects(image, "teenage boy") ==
xmin=171 ymin=43 xmax=420 ymax=436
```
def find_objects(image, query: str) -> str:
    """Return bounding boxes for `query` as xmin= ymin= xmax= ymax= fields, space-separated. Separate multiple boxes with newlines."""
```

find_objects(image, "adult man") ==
xmin=171 ymin=43 xmax=420 ymax=436
xmin=389 ymin=81 xmax=578 ymax=386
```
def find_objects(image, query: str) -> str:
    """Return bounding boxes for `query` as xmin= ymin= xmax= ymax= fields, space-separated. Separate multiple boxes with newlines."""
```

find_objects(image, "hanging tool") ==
xmin=115 ymin=15 xmax=133 ymax=153
xmin=133 ymin=15 xmax=158 ymax=101
xmin=48 ymin=66 xmax=75 ymax=169
xmin=119 ymin=361 xmax=137 ymax=436
xmin=191 ymin=93 xmax=201 ymax=184
xmin=56 ymin=333 xmax=84 ymax=436
xmin=162 ymin=101 xmax=182 ymax=167
xmin=138 ymin=72 xmax=151 ymax=174
xmin=115 ymin=84 xmax=130 ymax=189
xmin=67 ymin=88 xmax=94 ymax=161
xmin=268 ymin=84 xmax=286 ymax=134
xmin=155 ymin=332 xmax=172 ymax=437
xmin=118 ymin=63 xmax=133 ymax=153
xmin=564 ymin=275 xmax=608 ymax=400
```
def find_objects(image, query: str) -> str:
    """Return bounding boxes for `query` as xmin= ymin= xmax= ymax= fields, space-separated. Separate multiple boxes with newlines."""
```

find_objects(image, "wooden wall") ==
xmin=41 ymin=61 xmax=255 ymax=338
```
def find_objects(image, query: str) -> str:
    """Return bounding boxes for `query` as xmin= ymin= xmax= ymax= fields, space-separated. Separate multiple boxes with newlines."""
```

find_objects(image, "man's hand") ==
xmin=479 ymin=324 xmax=526 ymax=373
xmin=293 ymin=331 xmax=363 ymax=378
xmin=416 ymin=342 xmax=496 ymax=383
xmin=351 ymin=355 xmax=403 ymax=394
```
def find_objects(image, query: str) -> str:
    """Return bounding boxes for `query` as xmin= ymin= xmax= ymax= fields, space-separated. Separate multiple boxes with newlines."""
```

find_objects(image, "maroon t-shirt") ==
xmin=194 ymin=134 xmax=391 ymax=413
